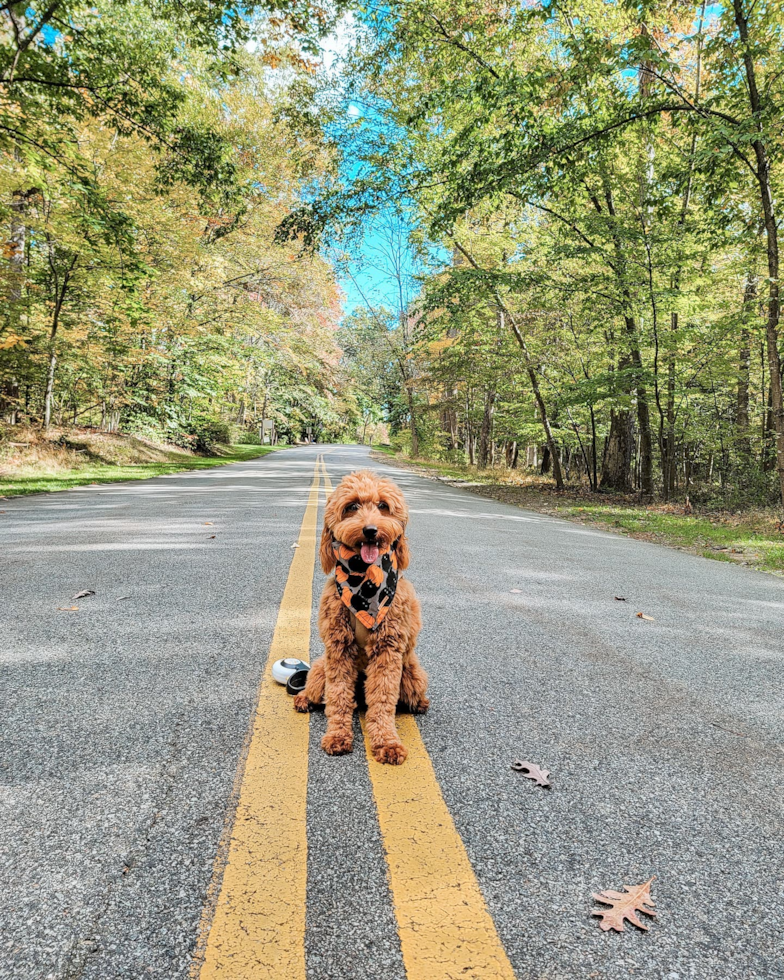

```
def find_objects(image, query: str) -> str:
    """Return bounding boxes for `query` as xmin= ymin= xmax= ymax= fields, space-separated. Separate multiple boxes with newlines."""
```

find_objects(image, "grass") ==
xmin=0 ymin=432 xmax=282 ymax=498
xmin=551 ymin=502 xmax=784 ymax=574
xmin=374 ymin=448 xmax=784 ymax=576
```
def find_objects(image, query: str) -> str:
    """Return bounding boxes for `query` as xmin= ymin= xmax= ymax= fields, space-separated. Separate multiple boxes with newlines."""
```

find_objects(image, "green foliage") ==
xmin=0 ymin=9 xmax=357 ymax=451
xmin=297 ymin=0 xmax=784 ymax=504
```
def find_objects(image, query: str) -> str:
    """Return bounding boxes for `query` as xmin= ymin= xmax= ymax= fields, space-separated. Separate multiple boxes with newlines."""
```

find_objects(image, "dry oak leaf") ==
xmin=636 ymin=612 xmax=655 ymax=621
xmin=511 ymin=760 xmax=551 ymax=787
xmin=592 ymin=876 xmax=656 ymax=932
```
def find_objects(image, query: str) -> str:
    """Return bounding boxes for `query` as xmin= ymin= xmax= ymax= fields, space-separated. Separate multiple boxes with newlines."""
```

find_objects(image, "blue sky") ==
xmin=319 ymin=15 xmax=424 ymax=319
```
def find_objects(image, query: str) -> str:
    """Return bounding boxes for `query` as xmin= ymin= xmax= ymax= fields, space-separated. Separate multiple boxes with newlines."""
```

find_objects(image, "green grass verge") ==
xmin=0 ymin=444 xmax=282 ymax=498
xmin=553 ymin=503 xmax=784 ymax=574
xmin=376 ymin=449 xmax=784 ymax=576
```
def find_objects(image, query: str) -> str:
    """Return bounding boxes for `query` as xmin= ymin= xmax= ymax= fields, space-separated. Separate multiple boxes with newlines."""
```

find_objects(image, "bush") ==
xmin=191 ymin=418 xmax=232 ymax=453
xmin=236 ymin=429 xmax=262 ymax=445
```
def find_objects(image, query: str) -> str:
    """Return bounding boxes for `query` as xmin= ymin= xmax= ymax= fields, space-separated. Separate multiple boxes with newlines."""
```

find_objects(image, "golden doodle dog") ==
xmin=294 ymin=469 xmax=429 ymax=764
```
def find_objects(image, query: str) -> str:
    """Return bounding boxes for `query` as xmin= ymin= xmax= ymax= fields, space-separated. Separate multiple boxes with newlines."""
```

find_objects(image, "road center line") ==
xmin=360 ymin=714 xmax=518 ymax=980
xmin=194 ymin=456 xmax=321 ymax=980
xmin=321 ymin=454 xmax=516 ymax=979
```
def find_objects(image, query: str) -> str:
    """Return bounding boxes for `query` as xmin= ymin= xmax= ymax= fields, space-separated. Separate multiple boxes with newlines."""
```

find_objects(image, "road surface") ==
xmin=2 ymin=444 xmax=783 ymax=980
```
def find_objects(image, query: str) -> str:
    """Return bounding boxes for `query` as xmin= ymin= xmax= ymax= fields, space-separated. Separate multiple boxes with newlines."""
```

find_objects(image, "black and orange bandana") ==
xmin=332 ymin=541 xmax=399 ymax=631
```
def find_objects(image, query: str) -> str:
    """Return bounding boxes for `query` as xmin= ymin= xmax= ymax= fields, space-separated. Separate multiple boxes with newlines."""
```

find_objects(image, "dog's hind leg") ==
xmin=399 ymin=650 xmax=430 ymax=714
xmin=294 ymin=657 xmax=325 ymax=713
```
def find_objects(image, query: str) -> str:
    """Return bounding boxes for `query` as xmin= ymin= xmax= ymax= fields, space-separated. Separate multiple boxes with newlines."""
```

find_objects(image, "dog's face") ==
xmin=320 ymin=470 xmax=410 ymax=573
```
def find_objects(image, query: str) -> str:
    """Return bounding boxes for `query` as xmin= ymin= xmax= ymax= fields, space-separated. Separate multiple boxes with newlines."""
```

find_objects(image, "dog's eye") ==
xmin=344 ymin=502 xmax=359 ymax=513
xmin=378 ymin=501 xmax=389 ymax=510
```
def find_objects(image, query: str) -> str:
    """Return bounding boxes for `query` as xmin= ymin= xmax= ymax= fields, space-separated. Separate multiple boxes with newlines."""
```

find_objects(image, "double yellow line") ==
xmin=193 ymin=455 xmax=516 ymax=980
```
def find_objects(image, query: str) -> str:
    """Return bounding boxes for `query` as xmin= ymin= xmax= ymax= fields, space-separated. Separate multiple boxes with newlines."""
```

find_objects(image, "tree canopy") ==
xmin=5 ymin=0 xmax=784 ymax=507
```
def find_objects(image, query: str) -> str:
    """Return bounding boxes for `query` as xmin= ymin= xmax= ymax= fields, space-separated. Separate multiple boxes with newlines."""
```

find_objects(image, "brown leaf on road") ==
xmin=636 ymin=612 xmax=655 ymax=621
xmin=71 ymin=589 xmax=95 ymax=600
xmin=208 ymin=535 xmax=216 ymax=539
xmin=204 ymin=522 xmax=214 ymax=526
xmin=614 ymin=596 xmax=626 ymax=601
xmin=511 ymin=760 xmax=551 ymax=787
xmin=592 ymin=877 xmax=657 ymax=932
xmin=57 ymin=606 xmax=79 ymax=611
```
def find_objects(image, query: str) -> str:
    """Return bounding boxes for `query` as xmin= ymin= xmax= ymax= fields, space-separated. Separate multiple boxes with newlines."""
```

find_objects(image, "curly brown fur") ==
xmin=296 ymin=470 xmax=428 ymax=764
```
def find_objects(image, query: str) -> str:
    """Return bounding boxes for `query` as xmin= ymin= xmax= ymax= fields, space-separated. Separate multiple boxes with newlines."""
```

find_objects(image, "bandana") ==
xmin=333 ymin=540 xmax=399 ymax=631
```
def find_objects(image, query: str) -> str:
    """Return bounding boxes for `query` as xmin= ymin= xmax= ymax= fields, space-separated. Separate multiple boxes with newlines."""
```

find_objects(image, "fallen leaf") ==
xmin=636 ymin=612 xmax=655 ymax=621
xmin=592 ymin=877 xmax=657 ymax=932
xmin=208 ymin=535 xmax=216 ymax=539
xmin=292 ymin=543 xmax=300 ymax=548
xmin=57 ymin=606 xmax=79 ymax=611
xmin=511 ymin=760 xmax=551 ymax=787
xmin=510 ymin=588 xmax=523 ymax=593
xmin=71 ymin=589 xmax=95 ymax=600
xmin=614 ymin=596 xmax=626 ymax=601
xmin=204 ymin=522 xmax=214 ymax=526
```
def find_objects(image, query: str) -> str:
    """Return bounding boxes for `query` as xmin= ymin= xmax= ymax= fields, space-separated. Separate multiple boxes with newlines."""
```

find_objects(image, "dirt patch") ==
xmin=0 ymin=425 xmax=195 ymax=478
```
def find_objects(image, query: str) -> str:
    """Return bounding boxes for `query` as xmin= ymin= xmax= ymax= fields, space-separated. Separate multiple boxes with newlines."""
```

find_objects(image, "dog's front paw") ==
xmin=411 ymin=697 xmax=430 ymax=715
xmin=373 ymin=741 xmax=408 ymax=765
xmin=322 ymin=732 xmax=354 ymax=755
xmin=293 ymin=693 xmax=311 ymax=713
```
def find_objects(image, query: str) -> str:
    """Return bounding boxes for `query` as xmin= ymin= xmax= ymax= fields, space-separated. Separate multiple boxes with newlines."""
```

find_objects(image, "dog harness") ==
xmin=333 ymin=541 xmax=399 ymax=631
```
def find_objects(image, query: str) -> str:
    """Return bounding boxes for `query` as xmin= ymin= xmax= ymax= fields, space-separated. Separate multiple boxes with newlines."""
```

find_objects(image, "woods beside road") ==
xmin=4 ymin=2 xmax=784 ymax=531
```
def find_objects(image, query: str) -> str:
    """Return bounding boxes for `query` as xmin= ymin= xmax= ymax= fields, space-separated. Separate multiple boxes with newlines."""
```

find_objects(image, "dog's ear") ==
xmin=319 ymin=522 xmax=337 ymax=573
xmin=394 ymin=532 xmax=411 ymax=571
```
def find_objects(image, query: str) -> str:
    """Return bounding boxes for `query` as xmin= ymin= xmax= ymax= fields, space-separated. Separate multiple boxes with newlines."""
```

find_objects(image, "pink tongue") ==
xmin=361 ymin=544 xmax=380 ymax=564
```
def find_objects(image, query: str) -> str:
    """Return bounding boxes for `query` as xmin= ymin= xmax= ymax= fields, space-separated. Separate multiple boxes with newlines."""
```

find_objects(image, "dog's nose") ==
xmin=363 ymin=525 xmax=378 ymax=540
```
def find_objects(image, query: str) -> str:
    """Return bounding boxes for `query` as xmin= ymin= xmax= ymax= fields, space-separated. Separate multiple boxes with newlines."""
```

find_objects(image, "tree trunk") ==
xmin=477 ymin=389 xmax=496 ymax=468
xmin=600 ymin=180 xmax=654 ymax=493
xmin=42 ymin=254 xmax=75 ymax=430
xmin=406 ymin=385 xmax=419 ymax=457
xmin=734 ymin=0 xmax=784 ymax=502
xmin=737 ymin=273 xmax=756 ymax=460
xmin=43 ymin=349 xmax=57 ymax=429
xmin=601 ymin=408 xmax=635 ymax=491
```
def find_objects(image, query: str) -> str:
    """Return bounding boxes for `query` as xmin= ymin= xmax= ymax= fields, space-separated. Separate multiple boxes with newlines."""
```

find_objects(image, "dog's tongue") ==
xmin=361 ymin=543 xmax=380 ymax=564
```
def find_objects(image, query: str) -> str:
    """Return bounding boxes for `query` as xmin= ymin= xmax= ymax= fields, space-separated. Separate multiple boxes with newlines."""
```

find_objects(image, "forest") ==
xmin=3 ymin=0 xmax=784 ymax=507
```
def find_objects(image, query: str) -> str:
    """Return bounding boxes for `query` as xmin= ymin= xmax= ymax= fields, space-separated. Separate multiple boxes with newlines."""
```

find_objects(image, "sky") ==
xmin=318 ymin=15 xmax=421 ymax=320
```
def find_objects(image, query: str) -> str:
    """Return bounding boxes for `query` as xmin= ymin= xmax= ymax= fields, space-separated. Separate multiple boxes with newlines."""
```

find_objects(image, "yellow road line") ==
xmin=313 ymin=449 xmax=517 ymax=980
xmin=194 ymin=457 xmax=321 ymax=980
xmin=320 ymin=454 xmax=333 ymax=493
xmin=361 ymin=715 xmax=517 ymax=980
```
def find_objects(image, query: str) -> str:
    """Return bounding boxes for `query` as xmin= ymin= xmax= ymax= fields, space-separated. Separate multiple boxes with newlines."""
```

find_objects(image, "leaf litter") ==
xmin=71 ymin=589 xmax=95 ymax=600
xmin=636 ymin=612 xmax=655 ymax=621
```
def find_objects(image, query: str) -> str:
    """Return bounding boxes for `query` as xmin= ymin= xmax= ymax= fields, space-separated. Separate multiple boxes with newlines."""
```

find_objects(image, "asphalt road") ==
xmin=2 ymin=444 xmax=784 ymax=980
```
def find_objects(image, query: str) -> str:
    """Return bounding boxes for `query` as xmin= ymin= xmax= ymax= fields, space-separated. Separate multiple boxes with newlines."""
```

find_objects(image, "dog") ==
xmin=294 ymin=469 xmax=429 ymax=764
